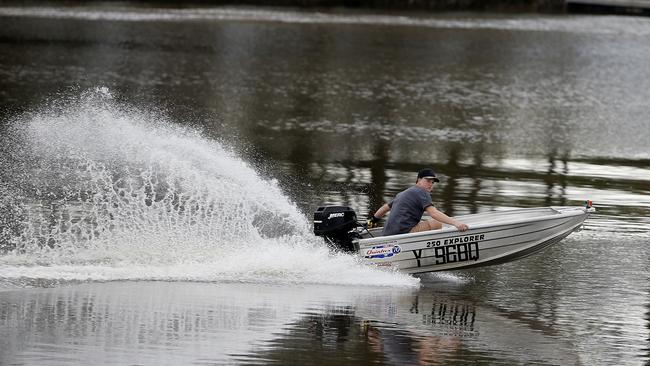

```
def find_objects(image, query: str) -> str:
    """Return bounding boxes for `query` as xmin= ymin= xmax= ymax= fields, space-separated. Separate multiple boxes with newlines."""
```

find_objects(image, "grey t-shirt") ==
xmin=382 ymin=186 xmax=433 ymax=236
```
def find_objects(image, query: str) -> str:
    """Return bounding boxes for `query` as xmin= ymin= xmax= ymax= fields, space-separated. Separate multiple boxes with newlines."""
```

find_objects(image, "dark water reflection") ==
xmin=0 ymin=282 xmax=585 ymax=365
xmin=3 ymin=275 xmax=644 ymax=364
xmin=1 ymin=4 xmax=650 ymax=365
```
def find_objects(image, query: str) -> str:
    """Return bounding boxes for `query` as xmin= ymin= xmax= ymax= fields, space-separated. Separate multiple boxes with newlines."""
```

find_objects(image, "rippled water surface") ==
xmin=1 ymin=5 xmax=649 ymax=365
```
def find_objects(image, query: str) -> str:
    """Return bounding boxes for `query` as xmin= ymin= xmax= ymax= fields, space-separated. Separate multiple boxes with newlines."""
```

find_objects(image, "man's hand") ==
xmin=454 ymin=222 xmax=469 ymax=232
xmin=367 ymin=214 xmax=380 ymax=229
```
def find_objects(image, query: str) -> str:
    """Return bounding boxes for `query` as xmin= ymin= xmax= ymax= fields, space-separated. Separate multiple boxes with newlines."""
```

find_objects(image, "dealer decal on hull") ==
xmin=364 ymin=242 xmax=401 ymax=259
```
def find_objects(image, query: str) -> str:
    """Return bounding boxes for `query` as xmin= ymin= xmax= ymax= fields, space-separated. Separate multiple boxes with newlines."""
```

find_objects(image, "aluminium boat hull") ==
xmin=356 ymin=206 xmax=593 ymax=274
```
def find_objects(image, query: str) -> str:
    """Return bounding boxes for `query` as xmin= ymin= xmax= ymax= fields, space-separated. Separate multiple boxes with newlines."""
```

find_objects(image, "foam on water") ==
xmin=419 ymin=271 xmax=474 ymax=286
xmin=0 ymin=88 xmax=418 ymax=288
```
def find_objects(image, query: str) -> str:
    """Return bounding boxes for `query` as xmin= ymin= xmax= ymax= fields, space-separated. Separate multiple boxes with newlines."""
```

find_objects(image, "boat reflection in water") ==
xmin=0 ymin=282 xmax=581 ymax=365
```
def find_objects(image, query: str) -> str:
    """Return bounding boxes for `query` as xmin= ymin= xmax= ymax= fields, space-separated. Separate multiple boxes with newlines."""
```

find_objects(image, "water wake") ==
xmin=0 ymin=88 xmax=419 ymax=288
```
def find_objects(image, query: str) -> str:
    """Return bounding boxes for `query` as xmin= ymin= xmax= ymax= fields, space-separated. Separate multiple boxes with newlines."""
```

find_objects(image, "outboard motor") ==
xmin=313 ymin=205 xmax=360 ymax=252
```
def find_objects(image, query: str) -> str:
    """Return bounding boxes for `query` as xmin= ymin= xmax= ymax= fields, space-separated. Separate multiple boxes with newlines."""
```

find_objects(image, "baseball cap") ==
xmin=417 ymin=168 xmax=440 ymax=182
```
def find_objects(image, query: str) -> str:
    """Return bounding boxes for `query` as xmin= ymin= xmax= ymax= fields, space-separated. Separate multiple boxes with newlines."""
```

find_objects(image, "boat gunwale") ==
xmin=385 ymin=215 xmax=585 ymax=267
xmin=357 ymin=206 xmax=593 ymax=247
xmin=387 ymin=216 xmax=580 ymax=257
xmin=399 ymin=228 xmax=577 ymax=274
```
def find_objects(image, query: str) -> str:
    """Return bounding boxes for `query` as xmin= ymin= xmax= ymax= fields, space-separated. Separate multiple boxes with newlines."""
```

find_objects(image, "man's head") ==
xmin=416 ymin=168 xmax=439 ymax=191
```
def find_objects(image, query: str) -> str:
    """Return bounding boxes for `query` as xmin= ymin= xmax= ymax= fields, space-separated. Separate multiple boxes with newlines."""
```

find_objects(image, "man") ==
xmin=368 ymin=168 xmax=469 ymax=236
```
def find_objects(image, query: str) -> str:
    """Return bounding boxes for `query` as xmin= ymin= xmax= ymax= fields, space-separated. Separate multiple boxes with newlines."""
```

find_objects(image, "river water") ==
xmin=1 ymin=4 xmax=649 ymax=365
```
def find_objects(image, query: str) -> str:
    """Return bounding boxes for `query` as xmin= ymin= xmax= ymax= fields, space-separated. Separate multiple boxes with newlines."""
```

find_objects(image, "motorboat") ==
xmin=313 ymin=202 xmax=594 ymax=274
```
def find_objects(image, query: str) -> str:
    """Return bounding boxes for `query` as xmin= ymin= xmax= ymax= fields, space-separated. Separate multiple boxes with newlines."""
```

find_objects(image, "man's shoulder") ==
xmin=394 ymin=186 xmax=431 ymax=203
xmin=404 ymin=185 xmax=428 ymax=196
xmin=407 ymin=186 xmax=433 ymax=204
xmin=403 ymin=185 xmax=421 ymax=193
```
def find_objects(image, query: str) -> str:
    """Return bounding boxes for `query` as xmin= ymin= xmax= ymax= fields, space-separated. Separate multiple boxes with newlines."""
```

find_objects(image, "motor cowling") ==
xmin=313 ymin=206 xmax=359 ymax=251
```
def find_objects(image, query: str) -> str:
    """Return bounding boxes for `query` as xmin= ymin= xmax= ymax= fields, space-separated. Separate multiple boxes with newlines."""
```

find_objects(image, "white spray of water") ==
xmin=0 ymin=88 xmax=419 ymax=287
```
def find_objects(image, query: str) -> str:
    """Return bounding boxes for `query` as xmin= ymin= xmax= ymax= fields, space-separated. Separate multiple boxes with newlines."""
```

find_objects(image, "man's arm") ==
xmin=425 ymin=206 xmax=469 ymax=231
